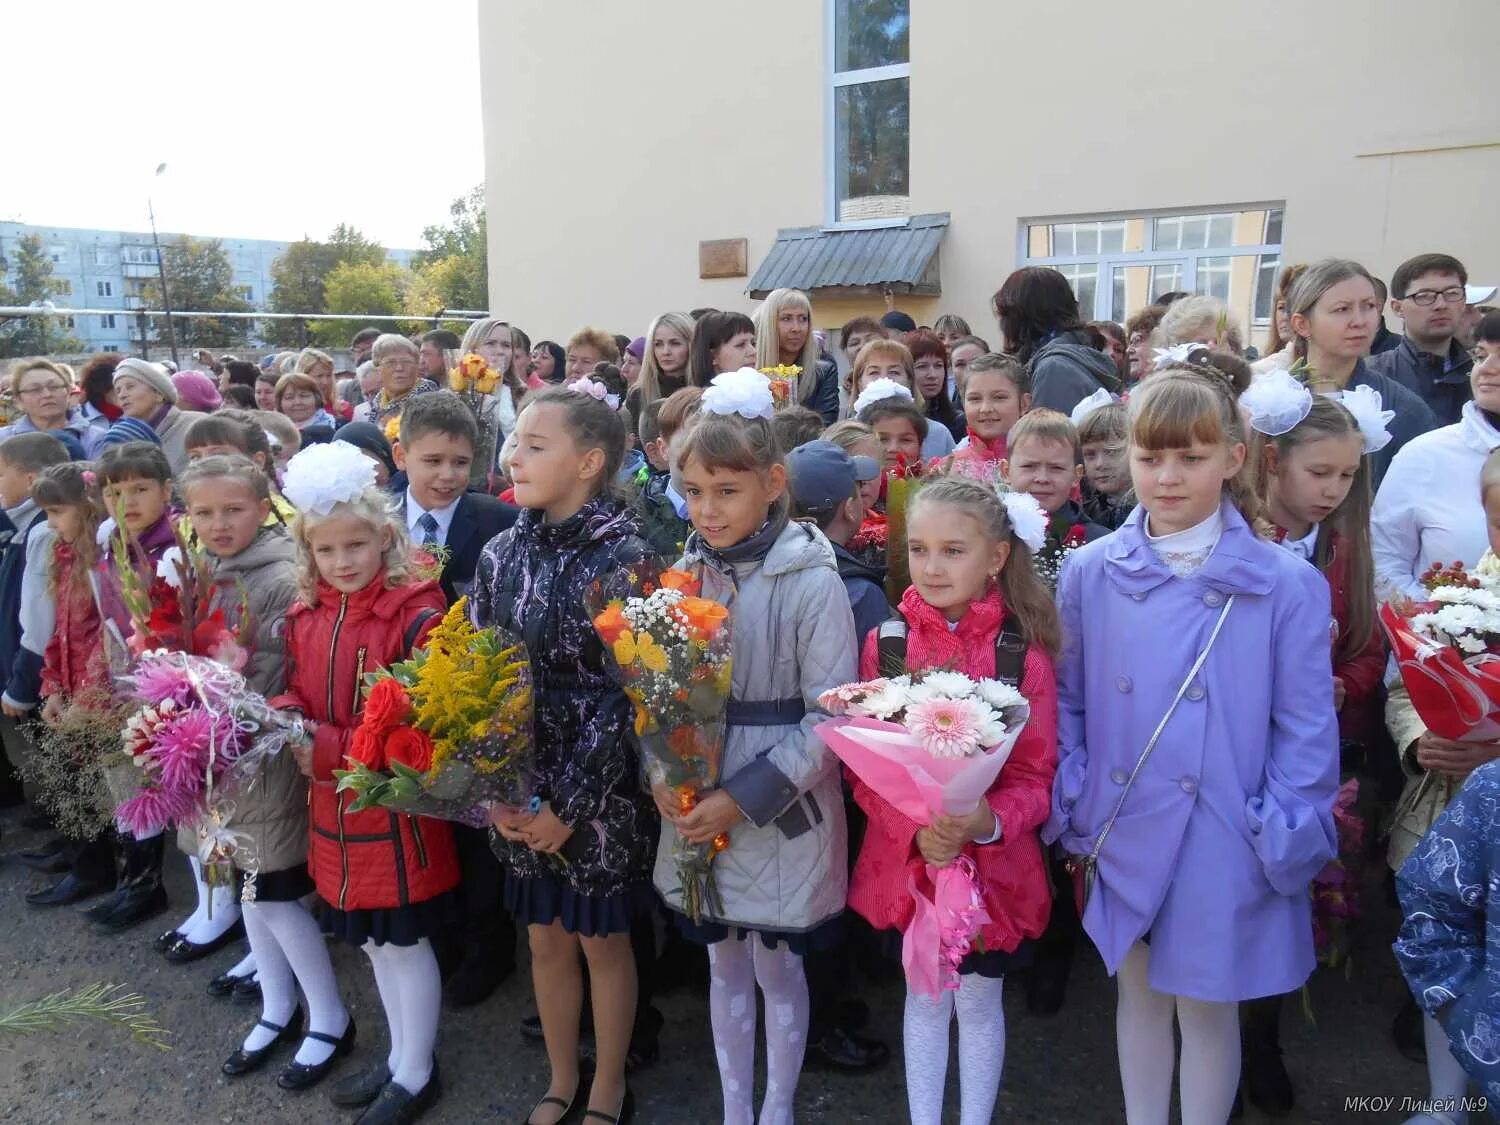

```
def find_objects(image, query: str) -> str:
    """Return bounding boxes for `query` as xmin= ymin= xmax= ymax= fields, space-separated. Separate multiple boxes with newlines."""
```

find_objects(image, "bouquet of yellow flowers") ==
xmin=449 ymin=352 xmax=501 ymax=395
xmin=333 ymin=598 xmax=536 ymax=827
xmin=759 ymin=364 xmax=801 ymax=409
xmin=588 ymin=565 xmax=732 ymax=921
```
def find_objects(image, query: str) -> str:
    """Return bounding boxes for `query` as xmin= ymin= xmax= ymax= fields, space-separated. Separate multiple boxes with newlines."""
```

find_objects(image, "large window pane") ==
xmin=1253 ymin=254 xmax=1280 ymax=322
xmin=834 ymin=0 xmax=910 ymax=71
xmin=835 ymin=77 xmax=910 ymax=221
xmin=1056 ymin=264 xmax=1099 ymax=317
xmin=1196 ymin=256 xmax=1232 ymax=301
xmin=1151 ymin=263 xmax=1184 ymax=299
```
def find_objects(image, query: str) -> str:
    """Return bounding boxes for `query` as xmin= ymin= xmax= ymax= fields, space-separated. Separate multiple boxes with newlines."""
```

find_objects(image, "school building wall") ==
xmin=480 ymin=0 xmax=1500 ymax=348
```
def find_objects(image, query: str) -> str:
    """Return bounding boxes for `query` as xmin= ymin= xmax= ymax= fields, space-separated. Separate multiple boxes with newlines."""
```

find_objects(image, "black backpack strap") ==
xmin=403 ymin=608 xmax=439 ymax=657
xmin=993 ymin=612 xmax=1028 ymax=687
xmin=875 ymin=618 xmax=909 ymax=679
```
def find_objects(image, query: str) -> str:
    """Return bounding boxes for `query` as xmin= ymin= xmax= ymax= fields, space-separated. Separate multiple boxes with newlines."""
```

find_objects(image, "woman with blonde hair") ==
xmin=754 ymin=287 xmax=840 ymax=423
xmin=0 ymin=358 xmax=107 ymax=456
xmin=625 ymin=311 xmax=696 ymax=435
xmin=456 ymin=317 xmax=527 ymax=488
xmin=1152 ymin=294 xmax=1245 ymax=355
xmin=294 ymin=347 xmax=352 ymax=424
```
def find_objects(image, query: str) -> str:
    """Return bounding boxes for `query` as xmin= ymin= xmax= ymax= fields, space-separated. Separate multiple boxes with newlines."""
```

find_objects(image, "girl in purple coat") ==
xmin=1044 ymin=367 xmax=1340 ymax=1125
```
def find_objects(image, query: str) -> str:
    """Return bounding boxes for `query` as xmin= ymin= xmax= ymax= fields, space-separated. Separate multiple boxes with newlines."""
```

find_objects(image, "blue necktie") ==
xmin=417 ymin=512 xmax=439 ymax=546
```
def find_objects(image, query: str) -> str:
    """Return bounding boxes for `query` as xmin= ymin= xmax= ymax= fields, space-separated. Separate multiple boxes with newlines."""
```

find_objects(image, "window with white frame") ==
xmin=100 ymin=314 xmax=116 ymax=329
xmin=1021 ymin=205 xmax=1285 ymax=334
xmin=829 ymin=0 xmax=910 ymax=223
xmin=96 ymin=280 xmax=113 ymax=297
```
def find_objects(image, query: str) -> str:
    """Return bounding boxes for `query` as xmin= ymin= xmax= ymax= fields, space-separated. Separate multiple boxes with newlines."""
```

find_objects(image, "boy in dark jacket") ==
xmin=1002 ymin=409 xmax=1109 ymax=593
xmin=632 ymin=390 xmax=700 ymax=559
xmin=0 ymin=433 xmax=69 ymax=832
xmin=392 ymin=390 xmax=518 ymax=1005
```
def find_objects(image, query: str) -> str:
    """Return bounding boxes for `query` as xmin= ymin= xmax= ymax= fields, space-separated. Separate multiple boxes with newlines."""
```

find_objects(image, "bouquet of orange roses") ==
xmin=758 ymin=364 xmax=801 ymax=409
xmin=333 ymin=598 xmax=536 ymax=827
xmin=588 ymin=565 xmax=732 ymax=921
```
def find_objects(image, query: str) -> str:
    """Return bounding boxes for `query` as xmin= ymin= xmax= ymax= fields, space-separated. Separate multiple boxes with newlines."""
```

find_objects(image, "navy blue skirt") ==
xmin=673 ymin=911 xmax=843 ymax=957
xmin=239 ymin=863 xmax=314 ymax=904
xmin=504 ymin=873 xmax=654 ymax=938
xmin=318 ymin=889 xmax=459 ymax=948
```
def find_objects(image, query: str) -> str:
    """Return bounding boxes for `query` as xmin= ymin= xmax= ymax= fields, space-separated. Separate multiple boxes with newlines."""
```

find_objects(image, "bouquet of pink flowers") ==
xmin=107 ymin=651 xmax=304 ymax=848
xmin=817 ymin=670 xmax=1030 ymax=996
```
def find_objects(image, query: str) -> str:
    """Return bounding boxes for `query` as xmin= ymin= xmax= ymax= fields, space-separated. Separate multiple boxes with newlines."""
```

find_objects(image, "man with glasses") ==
xmin=1368 ymin=252 xmax=1474 ymax=425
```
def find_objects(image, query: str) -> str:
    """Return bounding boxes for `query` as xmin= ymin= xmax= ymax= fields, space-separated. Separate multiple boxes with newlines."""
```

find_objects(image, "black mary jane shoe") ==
xmin=221 ymin=1009 xmax=303 ymax=1077
xmin=329 ymin=1059 xmax=392 ymax=1109
xmin=207 ymin=970 xmax=252 ymax=999
xmin=276 ymin=1019 xmax=357 ymax=1091
xmin=582 ymin=1088 xmax=635 ymax=1125
xmin=26 ymin=872 xmax=108 ymax=907
xmin=151 ymin=926 xmax=183 ymax=953
xmin=519 ymin=1079 xmax=580 ymax=1125
xmin=233 ymin=975 xmax=262 ymax=1004
xmin=353 ymin=1067 xmax=442 ymax=1125
xmin=163 ymin=918 xmax=245 ymax=964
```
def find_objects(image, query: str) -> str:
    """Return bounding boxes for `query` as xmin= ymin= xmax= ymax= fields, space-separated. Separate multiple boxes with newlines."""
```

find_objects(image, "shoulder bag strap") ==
xmin=403 ymin=608 xmax=439 ymax=658
xmin=1086 ymin=595 xmax=1235 ymax=866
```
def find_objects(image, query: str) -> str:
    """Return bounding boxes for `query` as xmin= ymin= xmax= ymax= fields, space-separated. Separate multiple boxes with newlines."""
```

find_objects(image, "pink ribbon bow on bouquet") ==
xmin=904 ymin=854 xmax=992 ymax=996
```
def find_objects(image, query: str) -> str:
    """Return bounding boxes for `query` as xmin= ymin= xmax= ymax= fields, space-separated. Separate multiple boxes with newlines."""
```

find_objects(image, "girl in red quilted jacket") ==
xmin=26 ymin=463 xmax=112 ymax=906
xmin=848 ymin=475 xmax=1059 ymax=1125
xmin=275 ymin=442 xmax=455 ymax=1125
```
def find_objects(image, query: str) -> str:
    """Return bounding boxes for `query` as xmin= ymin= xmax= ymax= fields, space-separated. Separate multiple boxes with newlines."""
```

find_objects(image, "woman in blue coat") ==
xmin=1044 ymin=366 xmax=1340 ymax=1125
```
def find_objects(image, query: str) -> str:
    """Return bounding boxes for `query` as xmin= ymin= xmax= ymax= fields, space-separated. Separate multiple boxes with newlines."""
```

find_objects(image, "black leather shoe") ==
xmin=804 ymin=1027 xmax=890 ymax=1073
xmin=353 ymin=1066 xmax=442 ymax=1125
xmin=163 ymin=918 xmax=245 ymax=963
xmin=222 ymin=1009 xmax=303 ymax=1077
xmin=207 ymin=970 xmax=251 ymax=998
xmin=233 ymin=975 xmax=262 ymax=1004
xmin=26 ymin=872 xmax=107 ymax=906
xmin=152 ymin=926 xmax=183 ymax=953
xmin=330 ymin=1060 xmax=392 ymax=1109
xmin=582 ymin=1087 xmax=633 ymax=1125
xmin=277 ymin=1018 xmax=357 ymax=1090
xmin=94 ymin=883 xmax=168 ymax=933
xmin=83 ymin=888 xmax=127 ymax=923
xmin=1244 ymin=1046 xmax=1295 ymax=1117
xmin=519 ymin=1078 xmax=579 ymax=1125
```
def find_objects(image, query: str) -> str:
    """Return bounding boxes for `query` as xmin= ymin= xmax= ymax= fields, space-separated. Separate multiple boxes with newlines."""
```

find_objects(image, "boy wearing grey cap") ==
xmin=786 ymin=439 xmax=889 ymax=652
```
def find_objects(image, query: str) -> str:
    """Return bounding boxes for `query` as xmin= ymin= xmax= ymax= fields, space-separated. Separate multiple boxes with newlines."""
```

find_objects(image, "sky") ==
xmin=5 ymin=0 xmax=484 ymax=252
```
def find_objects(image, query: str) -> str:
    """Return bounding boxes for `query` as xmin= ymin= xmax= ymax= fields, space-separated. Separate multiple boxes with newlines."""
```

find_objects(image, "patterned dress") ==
xmin=469 ymin=494 xmax=658 ymax=934
xmin=1395 ymin=759 xmax=1500 ymax=1103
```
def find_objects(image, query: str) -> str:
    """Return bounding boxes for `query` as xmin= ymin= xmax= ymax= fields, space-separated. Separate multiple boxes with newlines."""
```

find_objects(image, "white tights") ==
xmin=239 ymin=900 xmax=348 ymax=1064
xmin=1116 ymin=943 xmax=1241 ymax=1125
xmin=903 ymin=974 xmax=1007 ymax=1125
xmin=175 ymin=855 xmax=240 ymax=944
xmin=364 ymin=938 xmax=441 ymax=1094
xmin=708 ymin=939 xmax=809 ymax=1125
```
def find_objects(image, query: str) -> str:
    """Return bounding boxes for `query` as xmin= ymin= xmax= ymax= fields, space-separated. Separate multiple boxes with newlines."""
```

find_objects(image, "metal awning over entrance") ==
xmin=747 ymin=212 xmax=949 ymax=300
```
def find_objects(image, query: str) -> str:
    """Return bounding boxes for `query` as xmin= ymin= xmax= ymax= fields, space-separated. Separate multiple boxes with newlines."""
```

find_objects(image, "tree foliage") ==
xmin=0 ymin=234 xmax=84 ymax=358
xmin=139 ymin=236 xmax=253 ymax=350
xmin=410 ymin=185 xmax=488 ymax=315
xmin=266 ymin=224 xmax=387 ymax=346
xmin=314 ymin=261 xmax=419 ymax=347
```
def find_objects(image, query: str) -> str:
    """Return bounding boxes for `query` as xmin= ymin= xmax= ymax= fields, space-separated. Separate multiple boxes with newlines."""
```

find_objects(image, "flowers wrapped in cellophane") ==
xmin=758 ymin=364 xmax=801 ymax=409
xmin=817 ymin=670 xmax=1031 ymax=996
xmin=333 ymin=598 xmax=537 ymax=828
xmin=107 ymin=650 xmax=307 ymax=844
xmin=588 ymin=565 xmax=732 ymax=922
xmin=1380 ymin=556 xmax=1500 ymax=741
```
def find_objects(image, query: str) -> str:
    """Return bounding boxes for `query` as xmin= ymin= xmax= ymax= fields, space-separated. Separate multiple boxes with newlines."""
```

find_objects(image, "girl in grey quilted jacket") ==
xmin=659 ymin=384 xmax=856 ymax=1125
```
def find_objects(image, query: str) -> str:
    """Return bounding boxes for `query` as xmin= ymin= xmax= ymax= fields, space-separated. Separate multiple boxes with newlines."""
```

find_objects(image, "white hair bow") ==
xmin=1241 ymin=368 xmax=1314 ymax=436
xmin=852 ymin=378 xmax=915 ymax=416
xmin=569 ymin=377 xmax=620 ymax=411
xmin=996 ymin=488 xmax=1048 ymax=553
xmin=1328 ymin=384 xmax=1395 ymax=454
xmin=1153 ymin=342 xmax=1207 ymax=370
xmin=702 ymin=368 xmax=775 ymax=420
xmin=282 ymin=440 xmax=379 ymax=515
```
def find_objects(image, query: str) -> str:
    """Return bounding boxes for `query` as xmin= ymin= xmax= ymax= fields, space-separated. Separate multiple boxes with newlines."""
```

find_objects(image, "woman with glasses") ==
xmin=352 ymin=335 xmax=439 ymax=429
xmin=0 ymin=358 xmax=108 ymax=457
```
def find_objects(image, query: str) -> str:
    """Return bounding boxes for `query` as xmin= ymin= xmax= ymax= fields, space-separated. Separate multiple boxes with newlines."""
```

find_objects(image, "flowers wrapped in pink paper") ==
xmin=817 ymin=672 xmax=1030 ymax=996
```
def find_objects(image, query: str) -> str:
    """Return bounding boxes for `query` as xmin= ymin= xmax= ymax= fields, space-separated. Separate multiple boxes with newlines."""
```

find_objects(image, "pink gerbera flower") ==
xmin=818 ymin=679 xmax=887 ymax=715
xmin=908 ymin=698 xmax=983 ymax=760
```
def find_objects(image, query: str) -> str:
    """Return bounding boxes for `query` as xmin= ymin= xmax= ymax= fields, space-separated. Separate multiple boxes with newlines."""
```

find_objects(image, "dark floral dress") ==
xmin=469 ymin=494 xmax=658 ymax=935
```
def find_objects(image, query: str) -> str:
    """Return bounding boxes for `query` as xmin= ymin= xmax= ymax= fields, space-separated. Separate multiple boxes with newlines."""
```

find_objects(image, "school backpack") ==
xmin=875 ymin=612 xmax=1027 ymax=685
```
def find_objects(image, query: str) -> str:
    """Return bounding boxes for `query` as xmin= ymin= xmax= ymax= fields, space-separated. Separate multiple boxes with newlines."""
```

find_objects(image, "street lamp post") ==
xmin=148 ymin=162 xmax=179 ymax=367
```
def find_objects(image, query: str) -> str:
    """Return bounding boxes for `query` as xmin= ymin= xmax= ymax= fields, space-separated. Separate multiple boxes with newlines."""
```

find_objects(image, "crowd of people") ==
xmin=0 ymin=254 xmax=1497 ymax=1125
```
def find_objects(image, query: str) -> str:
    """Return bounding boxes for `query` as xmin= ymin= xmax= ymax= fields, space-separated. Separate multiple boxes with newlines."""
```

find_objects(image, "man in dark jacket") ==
xmin=1367 ymin=253 xmax=1475 ymax=426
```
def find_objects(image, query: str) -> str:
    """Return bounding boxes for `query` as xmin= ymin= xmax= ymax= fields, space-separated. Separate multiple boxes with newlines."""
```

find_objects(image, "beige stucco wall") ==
xmin=482 ymin=0 xmax=1499 ymax=345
